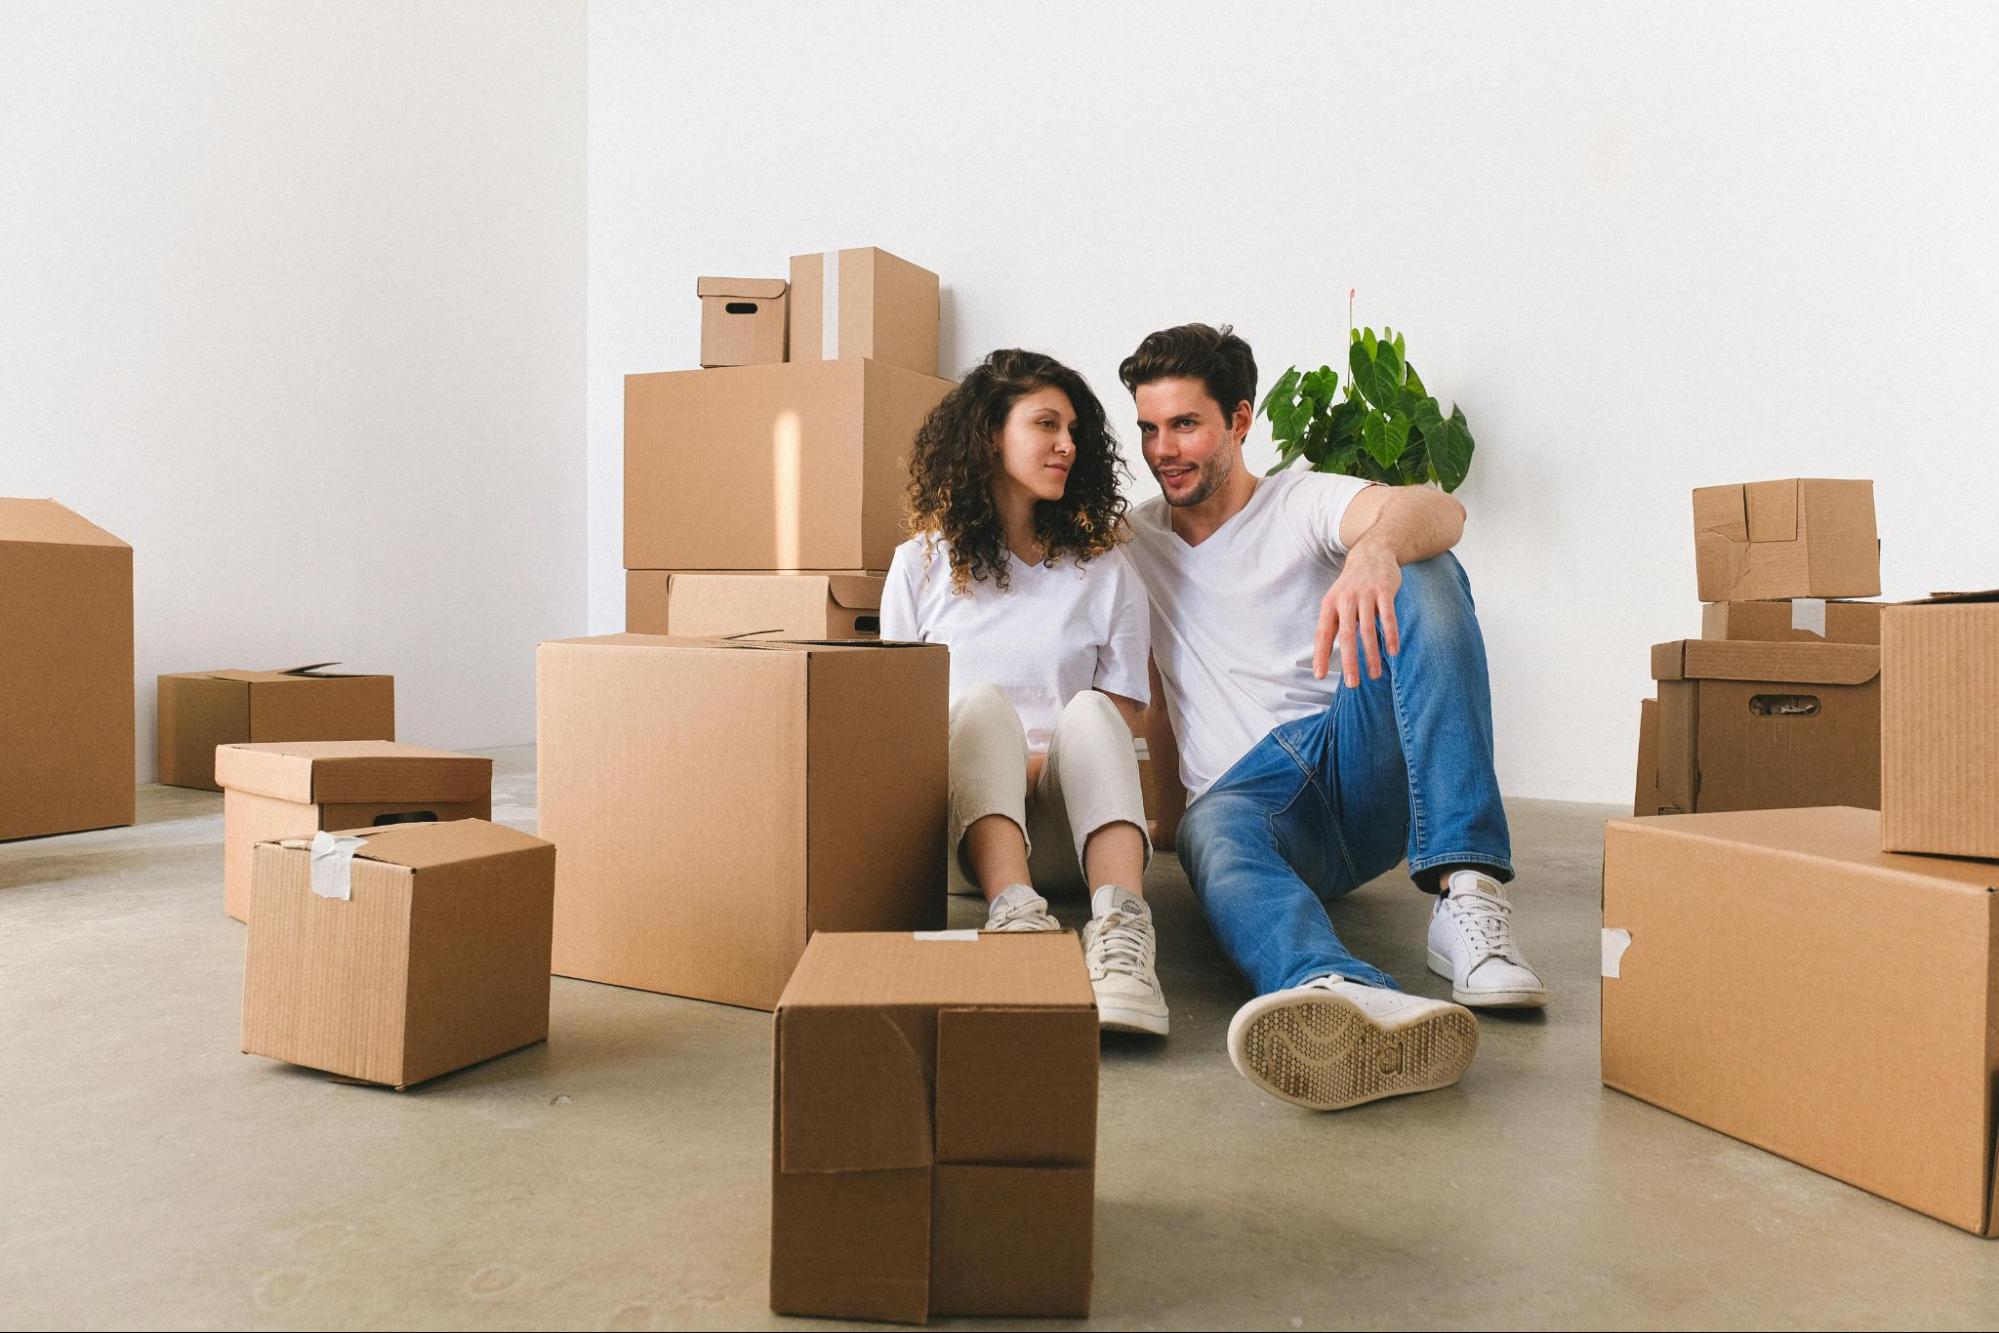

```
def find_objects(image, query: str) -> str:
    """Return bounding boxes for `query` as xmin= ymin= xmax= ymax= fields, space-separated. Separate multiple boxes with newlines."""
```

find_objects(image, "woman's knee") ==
xmin=1052 ymin=689 xmax=1126 ymax=743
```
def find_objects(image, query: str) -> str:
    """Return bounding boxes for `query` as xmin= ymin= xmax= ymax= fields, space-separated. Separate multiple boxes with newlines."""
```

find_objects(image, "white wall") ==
xmin=2 ymin=1 xmax=586 ymax=781
xmin=586 ymin=0 xmax=1999 ymax=803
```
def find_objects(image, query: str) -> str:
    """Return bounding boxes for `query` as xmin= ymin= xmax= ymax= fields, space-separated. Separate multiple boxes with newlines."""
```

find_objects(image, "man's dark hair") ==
xmin=1117 ymin=323 xmax=1258 ymax=420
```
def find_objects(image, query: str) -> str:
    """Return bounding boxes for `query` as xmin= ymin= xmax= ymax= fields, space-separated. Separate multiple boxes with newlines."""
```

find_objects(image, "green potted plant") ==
xmin=1258 ymin=319 xmax=1477 ymax=491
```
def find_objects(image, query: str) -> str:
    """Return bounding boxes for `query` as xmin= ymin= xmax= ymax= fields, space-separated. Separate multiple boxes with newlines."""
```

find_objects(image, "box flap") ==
xmin=776 ymin=1004 xmax=936 ymax=1173
xmin=935 ymin=1008 xmax=1097 ymax=1165
xmin=215 ymin=740 xmax=491 ymax=804
xmin=1691 ymin=484 xmax=1749 ymax=542
xmin=697 ymin=276 xmax=787 ymax=300
xmin=1745 ymin=479 xmax=1800 ymax=542
xmin=311 ymin=818 xmax=549 ymax=872
xmin=779 ymin=931 xmax=1096 ymax=1010
xmin=0 ymin=497 xmax=130 ymax=548
xmin=826 ymin=573 xmax=885 ymax=611
xmin=1649 ymin=639 xmax=1879 ymax=685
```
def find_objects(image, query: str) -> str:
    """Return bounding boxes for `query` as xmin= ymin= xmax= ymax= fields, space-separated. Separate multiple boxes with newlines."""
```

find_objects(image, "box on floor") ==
xmin=625 ymin=571 xmax=884 ymax=639
xmin=537 ymin=634 xmax=949 ymax=1011
xmin=0 ymin=498 xmax=133 ymax=841
xmin=241 ymin=818 xmax=554 ymax=1090
xmin=697 ymin=276 xmax=788 ymax=368
xmin=1700 ymin=598 xmax=1883 ymax=644
xmin=215 ymin=740 xmax=492 ymax=922
xmin=1692 ymin=478 xmax=1879 ymax=603
xmin=157 ymin=665 xmax=394 ymax=791
xmin=787 ymin=246 xmax=940 ymax=375
xmin=771 ymin=931 xmax=1098 ymax=1323
xmin=1881 ymin=589 xmax=1999 ymax=859
xmin=1602 ymin=806 xmax=1999 ymax=1235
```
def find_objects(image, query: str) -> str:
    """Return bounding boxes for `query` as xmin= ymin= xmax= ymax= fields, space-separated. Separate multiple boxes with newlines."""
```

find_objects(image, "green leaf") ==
xmin=1411 ymin=395 xmax=1445 ymax=437
xmin=1300 ymin=366 xmax=1338 ymax=406
xmin=1350 ymin=337 xmax=1403 ymax=407
xmin=1430 ymin=405 xmax=1475 ymax=492
xmin=1361 ymin=327 xmax=1378 ymax=358
xmin=1360 ymin=410 xmax=1410 ymax=466
xmin=1258 ymin=366 xmax=1301 ymax=418
xmin=1401 ymin=361 xmax=1427 ymax=399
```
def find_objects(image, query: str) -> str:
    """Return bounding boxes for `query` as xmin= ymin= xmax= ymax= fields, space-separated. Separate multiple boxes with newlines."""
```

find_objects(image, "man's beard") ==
xmin=1160 ymin=453 xmax=1230 ymax=508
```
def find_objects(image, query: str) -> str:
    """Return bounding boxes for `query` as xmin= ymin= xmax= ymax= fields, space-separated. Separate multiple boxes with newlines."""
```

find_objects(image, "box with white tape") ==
xmin=788 ymin=246 xmax=940 ymax=375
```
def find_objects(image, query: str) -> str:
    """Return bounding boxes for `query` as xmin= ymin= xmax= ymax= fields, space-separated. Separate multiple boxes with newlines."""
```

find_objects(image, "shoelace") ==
xmin=988 ymin=896 xmax=1047 ymax=931
xmin=1088 ymin=910 xmax=1155 ymax=980
xmin=1445 ymin=890 xmax=1516 ymax=961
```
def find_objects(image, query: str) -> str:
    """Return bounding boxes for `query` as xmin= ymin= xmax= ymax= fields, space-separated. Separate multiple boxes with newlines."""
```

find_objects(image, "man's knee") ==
xmin=1394 ymin=551 xmax=1475 ymax=626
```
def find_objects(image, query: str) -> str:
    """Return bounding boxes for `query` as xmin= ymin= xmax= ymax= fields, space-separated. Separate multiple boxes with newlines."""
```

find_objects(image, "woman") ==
xmin=881 ymin=348 xmax=1168 ymax=1036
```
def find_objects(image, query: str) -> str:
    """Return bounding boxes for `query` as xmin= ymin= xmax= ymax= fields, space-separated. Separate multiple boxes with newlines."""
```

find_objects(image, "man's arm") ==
xmin=1141 ymin=658 xmax=1188 ymax=850
xmin=1315 ymin=484 xmax=1467 ymax=687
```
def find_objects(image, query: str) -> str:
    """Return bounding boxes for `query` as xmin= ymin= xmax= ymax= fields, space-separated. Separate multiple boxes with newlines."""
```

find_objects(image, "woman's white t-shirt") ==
xmin=880 ymin=535 xmax=1151 ymax=753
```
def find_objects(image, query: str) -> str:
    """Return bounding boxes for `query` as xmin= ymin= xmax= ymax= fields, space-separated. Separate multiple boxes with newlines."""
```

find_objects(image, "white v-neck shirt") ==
xmin=880 ymin=535 xmax=1151 ymax=753
xmin=1123 ymin=469 xmax=1374 ymax=799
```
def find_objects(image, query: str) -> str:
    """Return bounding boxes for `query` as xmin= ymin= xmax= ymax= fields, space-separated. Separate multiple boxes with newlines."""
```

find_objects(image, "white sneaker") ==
xmin=1426 ymin=870 xmax=1548 ymax=1008
xmin=1226 ymin=976 xmax=1479 ymax=1111
xmin=1081 ymin=886 xmax=1169 ymax=1036
xmin=984 ymin=884 xmax=1060 ymax=933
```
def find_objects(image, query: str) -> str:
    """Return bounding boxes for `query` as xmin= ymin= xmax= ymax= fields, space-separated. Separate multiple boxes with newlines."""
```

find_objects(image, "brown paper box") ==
xmin=624 ymin=358 xmax=951 ymax=572
xmin=625 ymin=571 xmax=884 ymax=639
xmin=697 ymin=276 xmax=788 ymax=368
xmin=240 ymin=819 xmax=554 ymax=1090
xmin=1633 ymin=698 xmax=1663 ymax=816
xmin=215 ymin=741 xmax=493 ymax=923
xmin=770 ymin=931 xmax=1097 ymax=1322
xmin=787 ymin=247 xmax=940 ymax=375
xmin=537 ymin=635 xmax=949 ymax=1011
xmin=157 ymin=665 xmax=395 ymax=791
xmin=1648 ymin=639 xmax=1879 ymax=813
xmin=1881 ymin=590 xmax=1999 ymax=859
xmin=1691 ymin=478 xmax=1879 ymax=602
xmin=1602 ymin=807 xmax=1999 ymax=1235
xmin=1700 ymin=599 xmax=1883 ymax=644
xmin=0 ymin=498 xmax=134 ymax=841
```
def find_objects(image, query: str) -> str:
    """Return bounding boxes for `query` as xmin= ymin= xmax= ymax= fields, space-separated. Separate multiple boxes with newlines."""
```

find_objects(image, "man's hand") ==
xmin=1314 ymin=540 xmax=1403 ymax=687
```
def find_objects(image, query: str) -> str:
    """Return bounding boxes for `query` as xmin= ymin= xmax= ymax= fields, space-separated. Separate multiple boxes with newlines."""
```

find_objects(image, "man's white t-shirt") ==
xmin=1123 ymin=469 xmax=1374 ymax=800
xmin=880 ymin=535 xmax=1151 ymax=753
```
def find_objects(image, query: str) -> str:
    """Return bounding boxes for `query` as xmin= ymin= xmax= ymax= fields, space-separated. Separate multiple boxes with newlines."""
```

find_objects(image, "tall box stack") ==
xmin=1633 ymin=478 xmax=1883 ymax=816
xmin=627 ymin=247 xmax=948 ymax=638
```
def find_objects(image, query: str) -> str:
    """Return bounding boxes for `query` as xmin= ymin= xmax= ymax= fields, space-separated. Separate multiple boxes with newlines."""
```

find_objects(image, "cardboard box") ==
xmin=1602 ymin=807 xmax=1999 ymax=1235
xmin=770 ymin=931 xmax=1097 ymax=1322
xmin=1692 ymin=478 xmax=1879 ymax=603
xmin=1881 ymin=590 xmax=1999 ymax=859
xmin=215 ymin=740 xmax=493 ymax=923
xmin=787 ymin=246 xmax=940 ymax=375
xmin=0 ymin=498 xmax=134 ymax=841
xmin=624 ymin=358 xmax=952 ymax=572
xmin=241 ymin=818 xmax=554 ymax=1090
xmin=625 ymin=571 xmax=884 ymax=638
xmin=1633 ymin=698 xmax=1662 ymax=816
xmin=157 ymin=665 xmax=394 ymax=791
xmin=698 ymin=276 xmax=788 ymax=368
xmin=1701 ymin=599 xmax=1883 ymax=644
xmin=1648 ymin=639 xmax=1879 ymax=814
xmin=538 ymin=634 xmax=949 ymax=1010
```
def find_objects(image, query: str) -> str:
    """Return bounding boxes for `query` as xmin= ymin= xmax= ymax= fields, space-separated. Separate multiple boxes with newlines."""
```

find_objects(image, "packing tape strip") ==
xmin=1601 ymin=927 xmax=1632 ymax=978
xmin=1790 ymin=597 xmax=1827 ymax=637
xmin=821 ymin=249 xmax=840 ymax=359
xmin=309 ymin=830 xmax=368 ymax=901
xmin=913 ymin=929 xmax=980 ymax=943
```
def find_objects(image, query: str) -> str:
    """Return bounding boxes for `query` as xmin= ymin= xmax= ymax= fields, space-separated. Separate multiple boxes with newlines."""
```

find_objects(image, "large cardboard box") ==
xmin=1692 ymin=478 xmax=1879 ymax=603
xmin=1648 ymin=639 xmax=1879 ymax=813
xmin=537 ymin=634 xmax=949 ymax=1010
xmin=157 ymin=665 xmax=394 ymax=791
xmin=771 ymin=931 xmax=1097 ymax=1322
xmin=215 ymin=740 xmax=493 ymax=923
xmin=1602 ymin=807 xmax=1999 ymax=1235
xmin=241 ymin=819 xmax=554 ymax=1090
xmin=1881 ymin=590 xmax=1999 ymax=859
xmin=625 ymin=571 xmax=884 ymax=638
xmin=787 ymin=246 xmax=940 ymax=375
xmin=1701 ymin=598 xmax=1883 ymax=644
xmin=1633 ymin=698 xmax=1662 ymax=816
xmin=0 ymin=498 xmax=134 ymax=841
xmin=624 ymin=358 xmax=952 ymax=572
xmin=697 ymin=276 xmax=788 ymax=368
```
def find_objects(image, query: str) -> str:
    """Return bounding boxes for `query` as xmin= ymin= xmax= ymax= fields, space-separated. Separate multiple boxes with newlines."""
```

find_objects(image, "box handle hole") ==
xmin=1749 ymin=694 xmax=1819 ymax=717
xmin=724 ymin=301 xmax=760 ymax=315
xmin=854 ymin=615 xmax=880 ymax=634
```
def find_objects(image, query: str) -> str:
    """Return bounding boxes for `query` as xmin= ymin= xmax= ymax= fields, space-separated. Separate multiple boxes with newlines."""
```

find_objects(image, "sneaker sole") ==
xmin=1097 ymin=1002 xmax=1169 ymax=1037
xmin=1426 ymin=949 xmax=1548 ymax=1009
xmin=1228 ymin=991 xmax=1478 ymax=1111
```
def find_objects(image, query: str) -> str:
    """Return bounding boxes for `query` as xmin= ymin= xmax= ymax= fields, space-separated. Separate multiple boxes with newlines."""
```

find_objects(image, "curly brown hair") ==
xmin=905 ymin=348 xmax=1129 ymax=593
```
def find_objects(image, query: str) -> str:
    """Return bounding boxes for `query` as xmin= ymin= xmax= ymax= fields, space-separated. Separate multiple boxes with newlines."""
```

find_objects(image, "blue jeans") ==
xmin=1177 ymin=553 xmax=1512 ymax=995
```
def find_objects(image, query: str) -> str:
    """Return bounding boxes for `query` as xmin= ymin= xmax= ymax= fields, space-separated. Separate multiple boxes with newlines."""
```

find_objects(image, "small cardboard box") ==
xmin=697 ymin=276 xmax=788 ymax=368
xmin=538 ymin=634 xmax=949 ymax=1010
xmin=1602 ymin=807 xmax=1999 ymax=1235
xmin=1700 ymin=598 xmax=1883 ymax=644
xmin=1692 ymin=478 xmax=1879 ymax=603
xmin=1633 ymin=698 xmax=1662 ymax=816
xmin=241 ymin=819 xmax=554 ymax=1090
xmin=1648 ymin=639 xmax=1879 ymax=814
xmin=215 ymin=740 xmax=493 ymax=923
xmin=0 ymin=498 xmax=134 ymax=841
xmin=787 ymin=246 xmax=940 ymax=375
xmin=624 ymin=358 xmax=952 ymax=571
xmin=157 ymin=665 xmax=394 ymax=791
xmin=1881 ymin=590 xmax=1999 ymax=859
xmin=771 ymin=931 xmax=1098 ymax=1322
xmin=625 ymin=571 xmax=884 ymax=638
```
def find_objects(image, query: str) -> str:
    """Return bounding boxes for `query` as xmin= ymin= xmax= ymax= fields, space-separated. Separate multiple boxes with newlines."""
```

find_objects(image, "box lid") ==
xmin=542 ymin=633 xmax=927 ymax=656
xmin=215 ymin=740 xmax=491 ymax=804
xmin=697 ymin=276 xmax=787 ymax=300
xmin=0 ymin=497 xmax=129 ymax=549
xmin=825 ymin=573 xmax=884 ymax=611
xmin=306 ymin=818 xmax=548 ymax=873
xmin=1609 ymin=807 xmax=1999 ymax=891
xmin=1650 ymin=639 xmax=1879 ymax=685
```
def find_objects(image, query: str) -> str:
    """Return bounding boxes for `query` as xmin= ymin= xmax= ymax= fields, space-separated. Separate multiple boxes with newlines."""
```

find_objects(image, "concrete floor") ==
xmin=4 ymin=747 xmax=1997 ymax=1331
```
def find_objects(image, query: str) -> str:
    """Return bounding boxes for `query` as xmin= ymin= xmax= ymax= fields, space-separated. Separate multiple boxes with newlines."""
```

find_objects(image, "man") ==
xmin=1118 ymin=322 xmax=1545 ymax=1112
